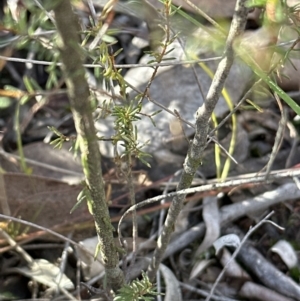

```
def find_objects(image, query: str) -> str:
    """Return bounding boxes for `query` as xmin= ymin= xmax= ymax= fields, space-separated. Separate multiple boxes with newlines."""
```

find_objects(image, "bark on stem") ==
xmin=52 ymin=0 xmax=124 ymax=291
xmin=147 ymin=0 xmax=249 ymax=280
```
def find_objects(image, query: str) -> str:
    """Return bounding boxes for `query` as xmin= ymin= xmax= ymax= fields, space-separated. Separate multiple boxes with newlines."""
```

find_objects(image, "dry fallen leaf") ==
xmin=159 ymin=263 xmax=182 ymax=301
xmin=270 ymin=240 xmax=298 ymax=269
xmin=194 ymin=196 xmax=220 ymax=256
xmin=0 ymin=173 xmax=87 ymax=235
xmin=213 ymin=234 xmax=240 ymax=256
xmin=13 ymin=258 xmax=74 ymax=290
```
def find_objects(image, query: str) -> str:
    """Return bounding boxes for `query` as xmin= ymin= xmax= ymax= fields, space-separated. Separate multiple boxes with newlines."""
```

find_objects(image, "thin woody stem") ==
xmin=51 ymin=0 xmax=124 ymax=291
xmin=147 ymin=0 xmax=249 ymax=280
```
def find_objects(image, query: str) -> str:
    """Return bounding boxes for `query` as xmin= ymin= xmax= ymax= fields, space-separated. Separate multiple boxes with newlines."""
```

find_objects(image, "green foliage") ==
xmin=254 ymin=69 xmax=300 ymax=115
xmin=114 ymin=272 xmax=159 ymax=301
xmin=247 ymin=0 xmax=287 ymax=24
xmin=179 ymin=0 xmax=300 ymax=117
xmin=6 ymin=220 xmax=22 ymax=238
xmin=48 ymin=126 xmax=70 ymax=149
xmin=238 ymin=1 xmax=300 ymax=115
xmin=70 ymin=186 xmax=92 ymax=214
xmin=1 ymin=0 xmax=59 ymax=90
xmin=96 ymin=40 xmax=154 ymax=167
xmin=111 ymin=100 xmax=152 ymax=167
xmin=5 ymin=0 xmax=300 ymax=293
xmin=246 ymin=0 xmax=268 ymax=7
xmin=45 ymin=54 xmax=62 ymax=90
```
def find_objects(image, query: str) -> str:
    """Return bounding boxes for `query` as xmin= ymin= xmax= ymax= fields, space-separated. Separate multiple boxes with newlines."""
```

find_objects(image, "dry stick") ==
xmin=0 ymin=214 xmax=98 ymax=257
xmin=118 ymin=167 xmax=300 ymax=235
xmin=180 ymin=282 xmax=240 ymax=301
xmin=208 ymin=79 xmax=262 ymax=137
xmin=181 ymin=0 xmax=227 ymax=35
xmin=239 ymin=281 xmax=296 ymax=301
xmin=0 ymin=228 xmax=77 ymax=300
xmin=165 ymin=182 xmax=300 ymax=262
xmin=56 ymin=233 xmax=72 ymax=294
xmin=237 ymin=242 xmax=300 ymax=300
xmin=264 ymin=95 xmax=287 ymax=178
xmin=0 ymin=55 xmax=222 ymax=68
xmin=32 ymin=0 xmax=56 ymax=23
xmin=173 ymin=24 xmax=207 ymax=102
xmin=0 ymin=228 xmax=34 ymax=265
xmin=0 ymin=149 xmax=84 ymax=177
xmin=125 ymin=181 xmax=300 ymax=282
xmin=51 ymin=0 xmax=124 ymax=290
xmin=205 ymin=211 xmax=283 ymax=301
xmin=210 ymin=136 xmax=238 ymax=164
xmin=126 ymin=81 xmax=238 ymax=165
xmin=0 ymin=222 xmax=105 ymax=299
xmin=285 ymin=120 xmax=299 ymax=168
xmin=146 ymin=0 xmax=249 ymax=280
xmin=140 ymin=1 xmax=172 ymax=103
xmin=125 ymin=79 xmax=195 ymax=128
xmin=191 ymin=61 xmax=207 ymax=102
xmin=86 ymin=0 xmax=98 ymax=23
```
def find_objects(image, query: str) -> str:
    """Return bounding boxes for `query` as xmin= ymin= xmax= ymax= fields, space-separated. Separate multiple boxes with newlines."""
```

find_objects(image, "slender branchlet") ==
xmin=147 ymin=0 xmax=249 ymax=280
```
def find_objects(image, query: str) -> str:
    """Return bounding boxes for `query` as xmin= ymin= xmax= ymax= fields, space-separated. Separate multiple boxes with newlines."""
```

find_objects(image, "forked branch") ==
xmin=147 ymin=0 xmax=249 ymax=280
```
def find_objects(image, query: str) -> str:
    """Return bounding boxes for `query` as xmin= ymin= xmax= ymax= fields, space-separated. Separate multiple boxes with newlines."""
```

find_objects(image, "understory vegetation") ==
xmin=1 ymin=0 xmax=300 ymax=300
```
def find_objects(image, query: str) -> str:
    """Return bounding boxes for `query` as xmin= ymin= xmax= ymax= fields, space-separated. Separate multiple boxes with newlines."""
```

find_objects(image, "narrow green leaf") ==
xmin=245 ymin=99 xmax=264 ymax=112
xmin=255 ymin=69 xmax=300 ymax=115
xmin=70 ymin=196 xmax=85 ymax=214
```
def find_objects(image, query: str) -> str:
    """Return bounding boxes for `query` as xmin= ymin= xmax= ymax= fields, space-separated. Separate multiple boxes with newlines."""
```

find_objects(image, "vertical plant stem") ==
xmin=15 ymin=102 xmax=29 ymax=174
xmin=125 ymin=154 xmax=138 ymax=281
xmin=140 ymin=0 xmax=171 ymax=103
xmin=147 ymin=0 xmax=249 ymax=280
xmin=52 ymin=0 xmax=124 ymax=291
